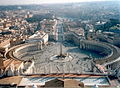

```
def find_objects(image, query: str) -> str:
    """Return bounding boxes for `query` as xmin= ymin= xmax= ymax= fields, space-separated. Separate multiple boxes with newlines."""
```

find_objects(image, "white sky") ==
xmin=0 ymin=0 xmax=115 ymax=5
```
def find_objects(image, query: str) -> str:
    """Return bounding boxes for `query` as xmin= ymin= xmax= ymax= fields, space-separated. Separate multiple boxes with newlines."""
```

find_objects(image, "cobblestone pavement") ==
xmin=21 ymin=41 xmax=93 ymax=74
xmin=21 ymin=20 xmax=94 ymax=74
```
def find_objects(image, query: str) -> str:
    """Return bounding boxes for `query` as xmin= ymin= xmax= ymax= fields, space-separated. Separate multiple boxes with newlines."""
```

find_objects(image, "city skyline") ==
xmin=0 ymin=0 xmax=116 ymax=5
xmin=0 ymin=0 xmax=120 ymax=87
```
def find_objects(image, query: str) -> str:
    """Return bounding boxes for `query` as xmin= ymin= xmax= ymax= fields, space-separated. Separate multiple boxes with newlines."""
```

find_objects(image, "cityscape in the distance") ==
xmin=0 ymin=0 xmax=120 ymax=88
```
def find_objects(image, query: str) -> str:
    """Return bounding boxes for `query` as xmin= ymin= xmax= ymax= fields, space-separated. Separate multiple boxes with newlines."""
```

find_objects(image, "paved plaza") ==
xmin=20 ymin=41 xmax=94 ymax=74
xmin=17 ymin=20 xmax=103 ymax=74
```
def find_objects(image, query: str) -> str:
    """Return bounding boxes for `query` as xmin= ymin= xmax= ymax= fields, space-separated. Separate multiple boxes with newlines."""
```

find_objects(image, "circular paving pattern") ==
xmin=5 ymin=41 xmax=120 ymax=74
xmin=50 ymin=54 xmax=73 ymax=62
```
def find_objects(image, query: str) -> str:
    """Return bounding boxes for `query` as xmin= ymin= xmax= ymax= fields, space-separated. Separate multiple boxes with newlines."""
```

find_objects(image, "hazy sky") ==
xmin=0 ymin=0 xmax=116 ymax=5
